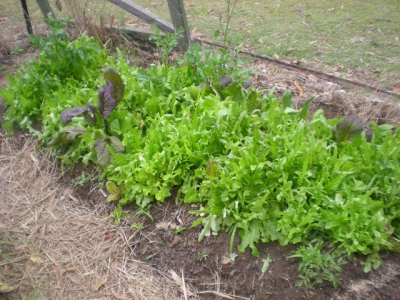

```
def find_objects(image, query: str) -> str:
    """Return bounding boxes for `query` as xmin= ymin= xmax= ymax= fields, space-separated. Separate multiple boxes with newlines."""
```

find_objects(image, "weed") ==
xmin=229 ymin=253 xmax=238 ymax=261
xmin=1 ymin=233 xmax=30 ymax=263
xmin=216 ymin=0 xmax=239 ymax=48
xmin=71 ymin=171 xmax=92 ymax=187
xmin=110 ymin=205 xmax=129 ymax=225
xmin=11 ymin=46 xmax=24 ymax=56
xmin=198 ymin=252 xmax=208 ymax=261
xmin=261 ymin=254 xmax=272 ymax=273
xmin=146 ymin=253 xmax=156 ymax=260
xmin=149 ymin=24 xmax=184 ymax=65
xmin=131 ymin=222 xmax=143 ymax=230
xmin=173 ymin=226 xmax=185 ymax=235
xmin=25 ymin=276 xmax=54 ymax=300
xmin=289 ymin=243 xmax=346 ymax=288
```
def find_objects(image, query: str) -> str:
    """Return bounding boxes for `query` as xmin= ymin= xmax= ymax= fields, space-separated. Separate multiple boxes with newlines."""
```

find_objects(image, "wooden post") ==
xmin=106 ymin=0 xmax=175 ymax=33
xmin=35 ymin=0 xmax=54 ymax=19
xmin=167 ymin=0 xmax=190 ymax=52
xmin=20 ymin=0 xmax=33 ymax=34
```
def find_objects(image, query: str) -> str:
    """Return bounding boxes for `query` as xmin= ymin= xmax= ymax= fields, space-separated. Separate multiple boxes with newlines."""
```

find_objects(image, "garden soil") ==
xmin=1 ymin=22 xmax=400 ymax=300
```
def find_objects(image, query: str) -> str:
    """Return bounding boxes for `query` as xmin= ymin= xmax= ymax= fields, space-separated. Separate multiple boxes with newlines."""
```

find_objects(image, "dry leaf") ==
xmin=327 ymin=8 xmax=335 ymax=11
xmin=221 ymin=256 xmax=233 ymax=265
xmin=0 ymin=282 xmax=15 ymax=293
xmin=166 ymin=236 xmax=180 ymax=248
xmin=125 ymin=19 xmax=136 ymax=24
xmin=66 ymin=267 xmax=78 ymax=272
xmin=393 ymin=86 xmax=400 ymax=94
xmin=294 ymin=81 xmax=304 ymax=97
xmin=52 ymin=264 xmax=61 ymax=270
xmin=111 ymin=288 xmax=131 ymax=300
xmin=63 ymin=187 xmax=72 ymax=196
xmin=29 ymin=253 xmax=44 ymax=264
xmin=106 ymin=230 xmax=114 ymax=239
xmin=169 ymin=270 xmax=182 ymax=286
xmin=91 ymin=275 xmax=107 ymax=291
xmin=307 ymin=74 xmax=318 ymax=82
xmin=40 ymin=224 xmax=46 ymax=235
xmin=273 ymin=54 xmax=280 ymax=60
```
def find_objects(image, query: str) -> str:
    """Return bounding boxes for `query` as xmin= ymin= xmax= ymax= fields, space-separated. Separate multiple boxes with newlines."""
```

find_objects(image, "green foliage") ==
xmin=110 ymin=205 xmax=128 ymax=225
xmin=105 ymin=181 xmax=123 ymax=202
xmin=261 ymin=254 xmax=272 ymax=273
xmin=71 ymin=171 xmax=93 ymax=187
xmin=176 ymin=44 xmax=251 ymax=86
xmin=2 ymin=23 xmax=400 ymax=288
xmin=1 ymin=16 xmax=107 ymax=134
xmin=289 ymin=243 xmax=347 ymax=288
xmin=198 ymin=252 xmax=208 ymax=261
xmin=333 ymin=115 xmax=364 ymax=143
xmin=0 ymin=233 xmax=30 ymax=264
xmin=149 ymin=24 xmax=184 ymax=65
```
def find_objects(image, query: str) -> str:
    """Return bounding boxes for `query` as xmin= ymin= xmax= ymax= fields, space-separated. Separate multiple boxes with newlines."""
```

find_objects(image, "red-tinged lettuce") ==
xmin=98 ymin=68 xmax=125 ymax=119
xmin=94 ymin=136 xmax=124 ymax=169
xmin=56 ymin=67 xmax=126 ymax=169
xmin=60 ymin=105 xmax=96 ymax=125
xmin=48 ymin=126 xmax=87 ymax=146
xmin=333 ymin=115 xmax=364 ymax=143
xmin=60 ymin=67 xmax=125 ymax=125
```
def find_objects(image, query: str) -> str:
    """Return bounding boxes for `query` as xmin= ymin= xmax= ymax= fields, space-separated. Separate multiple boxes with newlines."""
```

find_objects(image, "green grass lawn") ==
xmin=2 ymin=0 xmax=399 ymax=86
xmin=129 ymin=0 xmax=400 ymax=82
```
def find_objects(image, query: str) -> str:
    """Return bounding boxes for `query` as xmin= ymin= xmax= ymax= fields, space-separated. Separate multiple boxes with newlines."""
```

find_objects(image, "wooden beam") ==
xmin=106 ymin=0 xmax=175 ymax=33
xmin=35 ymin=0 xmax=54 ymax=19
xmin=166 ymin=0 xmax=190 ymax=51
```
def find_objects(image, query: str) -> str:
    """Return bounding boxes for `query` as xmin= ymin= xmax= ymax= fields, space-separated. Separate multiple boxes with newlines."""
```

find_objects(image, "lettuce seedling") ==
xmin=53 ymin=68 xmax=125 ymax=168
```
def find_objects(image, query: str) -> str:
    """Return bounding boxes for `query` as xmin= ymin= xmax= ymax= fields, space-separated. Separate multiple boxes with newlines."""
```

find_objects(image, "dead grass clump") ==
xmin=0 ymin=38 xmax=11 ymax=61
xmin=62 ymin=0 xmax=122 ymax=49
xmin=0 ymin=136 xmax=189 ymax=299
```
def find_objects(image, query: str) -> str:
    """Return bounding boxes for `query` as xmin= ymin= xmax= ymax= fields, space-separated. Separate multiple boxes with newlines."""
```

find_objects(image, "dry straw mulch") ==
xmin=0 ymin=136 xmax=190 ymax=300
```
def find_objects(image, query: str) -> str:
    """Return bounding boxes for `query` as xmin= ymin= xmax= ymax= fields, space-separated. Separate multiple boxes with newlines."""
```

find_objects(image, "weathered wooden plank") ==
xmin=35 ymin=0 xmax=54 ymax=19
xmin=167 ymin=0 xmax=190 ymax=51
xmin=106 ymin=0 xmax=175 ymax=33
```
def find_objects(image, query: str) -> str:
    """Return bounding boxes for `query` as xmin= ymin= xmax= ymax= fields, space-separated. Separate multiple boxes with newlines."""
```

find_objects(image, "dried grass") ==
xmin=62 ymin=0 xmax=122 ymax=49
xmin=0 ymin=137 xmax=190 ymax=300
xmin=0 ymin=37 xmax=11 ymax=61
xmin=252 ymin=59 xmax=400 ymax=127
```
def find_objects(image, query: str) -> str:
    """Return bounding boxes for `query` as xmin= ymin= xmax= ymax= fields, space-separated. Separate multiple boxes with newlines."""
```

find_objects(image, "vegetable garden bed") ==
xmin=1 ymin=17 xmax=400 ymax=299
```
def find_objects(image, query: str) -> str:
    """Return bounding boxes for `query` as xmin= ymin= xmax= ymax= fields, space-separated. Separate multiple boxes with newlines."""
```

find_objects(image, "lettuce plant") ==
xmin=333 ymin=115 xmax=364 ymax=143
xmin=1 ymin=16 xmax=107 ymax=134
xmin=50 ymin=68 xmax=125 ymax=169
